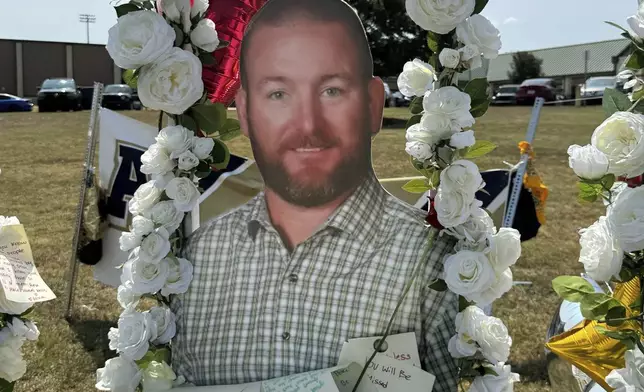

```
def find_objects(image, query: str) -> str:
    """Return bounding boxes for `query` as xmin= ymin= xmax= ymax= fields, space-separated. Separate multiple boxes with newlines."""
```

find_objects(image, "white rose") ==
xmin=478 ymin=268 xmax=514 ymax=307
xmin=578 ymin=216 xmax=623 ymax=282
xmin=148 ymin=201 xmax=185 ymax=234
xmin=439 ymin=48 xmax=461 ymax=69
xmin=192 ymin=137 xmax=215 ymax=160
xmin=0 ymin=216 xmax=20 ymax=227
xmin=606 ymin=349 xmax=644 ymax=391
xmin=160 ymin=0 xmax=208 ymax=23
xmin=408 ymin=121 xmax=452 ymax=147
xmin=405 ymin=0 xmax=475 ymax=34
xmin=423 ymin=86 xmax=475 ymax=131
xmin=141 ymin=361 xmax=177 ymax=392
xmin=138 ymin=47 xmax=205 ymax=115
xmin=435 ymin=186 xmax=480 ymax=228
xmin=487 ymin=228 xmax=522 ymax=271
xmin=0 ymin=287 xmax=32 ymax=315
xmin=165 ymin=177 xmax=201 ymax=212
xmin=146 ymin=306 xmax=176 ymax=345
xmin=120 ymin=231 xmax=142 ymax=253
xmin=405 ymin=141 xmax=433 ymax=162
xmin=141 ymin=143 xmax=176 ymax=176
xmin=129 ymin=181 xmax=163 ymax=217
xmin=118 ymin=283 xmax=141 ymax=309
xmin=131 ymin=216 xmax=155 ymax=238
xmin=456 ymin=14 xmax=502 ymax=59
xmin=459 ymin=45 xmax=483 ymax=70
xmin=469 ymin=363 xmax=520 ymax=392
xmin=106 ymin=10 xmax=175 ymax=69
xmin=627 ymin=4 xmax=644 ymax=40
xmin=96 ymin=355 xmax=142 ymax=392
xmin=152 ymin=171 xmax=176 ymax=190
xmin=443 ymin=250 xmax=496 ymax=302
xmin=191 ymin=18 xmax=220 ymax=52
xmin=440 ymin=160 xmax=484 ymax=198
xmin=445 ymin=207 xmax=495 ymax=246
xmin=450 ymin=305 xmax=511 ymax=363
xmin=0 ymin=336 xmax=26 ymax=382
xmin=139 ymin=227 xmax=171 ymax=264
xmin=448 ymin=306 xmax=484 ymax=359
xmin=156 ymin=125 xmax=194 ymax=159
xmin=397 ymin=59 xmax=437 ymax=97
xmin=121 ymin=251 xmax=171 ymax=295
xmin=591 ymin=111 xmax=644 ymax=177
xmin=450 ymin=130 xmax=475 ymax=149
xmin=108 ymin=308 xmax=153 ymax=361
xmin=567 ymin=144 xmax=610 ymax=180
xmin=607 ymin=186 xmax=644 ymax=253
xmin=161 ymin=257 xmax=194 ymax=296
xmin=177 ymin=150 xmax=200 ymax=171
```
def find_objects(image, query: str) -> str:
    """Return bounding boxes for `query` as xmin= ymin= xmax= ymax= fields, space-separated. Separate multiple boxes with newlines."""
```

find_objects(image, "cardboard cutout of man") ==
xmin=171 ymin=0 xmax=459 ymax=390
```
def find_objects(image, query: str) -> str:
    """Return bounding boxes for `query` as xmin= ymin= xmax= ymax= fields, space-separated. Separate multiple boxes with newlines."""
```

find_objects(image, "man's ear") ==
xmin=368 ymin=77 xmax=386 ymax=136
xmin=235 ymin=88 xmax=249 ymax=138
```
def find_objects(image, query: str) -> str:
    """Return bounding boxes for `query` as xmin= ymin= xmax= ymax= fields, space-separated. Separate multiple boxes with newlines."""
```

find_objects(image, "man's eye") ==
xmin=268 ymin=91 xmax=285 ymax=100
xmin=324 ymin=87 xmax=342 ymax=97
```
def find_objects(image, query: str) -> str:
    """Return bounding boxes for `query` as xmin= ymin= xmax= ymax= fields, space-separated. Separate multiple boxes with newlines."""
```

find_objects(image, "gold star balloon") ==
xmin=546 ymin=278 xmax=641 ymax=391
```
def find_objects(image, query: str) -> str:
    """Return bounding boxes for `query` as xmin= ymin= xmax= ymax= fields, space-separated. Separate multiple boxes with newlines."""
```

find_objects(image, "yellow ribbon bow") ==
xmin=518 ymin=141 xmax=548 ymax=225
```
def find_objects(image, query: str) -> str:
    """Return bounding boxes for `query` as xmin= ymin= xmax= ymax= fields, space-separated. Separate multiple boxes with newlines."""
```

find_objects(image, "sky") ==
xmin=0 ymin=0 xmax=636 ymax=53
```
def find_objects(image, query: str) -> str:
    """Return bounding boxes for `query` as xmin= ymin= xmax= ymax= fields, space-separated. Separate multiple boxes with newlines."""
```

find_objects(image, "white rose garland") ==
xmin=98 ymin=1 xmax=235 ymax=391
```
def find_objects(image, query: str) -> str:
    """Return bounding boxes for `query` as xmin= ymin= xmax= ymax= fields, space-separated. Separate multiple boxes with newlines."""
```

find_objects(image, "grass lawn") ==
xmin=0 ymin=105 xmax=606 ymax=391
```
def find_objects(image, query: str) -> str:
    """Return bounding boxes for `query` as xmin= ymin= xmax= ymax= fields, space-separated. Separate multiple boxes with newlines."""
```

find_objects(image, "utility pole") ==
xmin=79 ymin=14 xmax=96 ymax=44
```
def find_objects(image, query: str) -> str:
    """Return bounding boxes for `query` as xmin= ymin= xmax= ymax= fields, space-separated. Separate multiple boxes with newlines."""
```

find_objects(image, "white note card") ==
xmin=338 ymin=332 xmax=422 ymax=368
xmin=0 ymin=224 xmax=56 ymax=303
xmin=354 ymin=352 xmax=436 ymax=391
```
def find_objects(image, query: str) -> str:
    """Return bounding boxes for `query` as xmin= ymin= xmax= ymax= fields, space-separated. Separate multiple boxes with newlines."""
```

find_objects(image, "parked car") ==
xmin=37 ymin=78 xmax=82 ymax=112
xmin=580 ymin=76 xmax=617 ymax=105
xmin=391 ymin=91 xmax=411 ymax=107
xmin=102 ymin=84 xmax=135 ymax=110
xmin=0 ymin=93 xmax=33 ymax=112
xmin=78 ymin=86 xmax=94 ymax=110
xmin=515 ymin=78 xmax=558 ymax=105
xmin=491 ymin=84 xmax=520 ymax=105
xmin=131 ymin=89 xmax=143 ymax=110
xmin=383 ymin=81 xmax=395 ymax=107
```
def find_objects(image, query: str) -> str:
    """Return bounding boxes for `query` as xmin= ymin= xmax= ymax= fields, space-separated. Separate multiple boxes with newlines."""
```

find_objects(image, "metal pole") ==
xmin=64 ymin=82 xmax=104 ymax=321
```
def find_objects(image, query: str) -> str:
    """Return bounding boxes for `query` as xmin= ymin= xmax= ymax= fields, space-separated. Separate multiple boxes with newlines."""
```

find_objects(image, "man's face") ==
xmin=236 ymin=20 xmax=384 ymax=207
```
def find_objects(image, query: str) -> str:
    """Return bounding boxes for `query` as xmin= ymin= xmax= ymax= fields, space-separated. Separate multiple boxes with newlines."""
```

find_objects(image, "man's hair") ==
xmin=239 ymin=0 xmax=374 ymax=89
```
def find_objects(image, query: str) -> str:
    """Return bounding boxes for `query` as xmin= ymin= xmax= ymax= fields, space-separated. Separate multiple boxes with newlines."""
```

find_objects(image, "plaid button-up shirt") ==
xmin=171 ymin=172 xmax=459 ymax=391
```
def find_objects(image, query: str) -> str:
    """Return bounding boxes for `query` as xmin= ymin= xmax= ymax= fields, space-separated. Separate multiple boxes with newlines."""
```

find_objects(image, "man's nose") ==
xmin=294 ymin=94 xmax=321 ymax=135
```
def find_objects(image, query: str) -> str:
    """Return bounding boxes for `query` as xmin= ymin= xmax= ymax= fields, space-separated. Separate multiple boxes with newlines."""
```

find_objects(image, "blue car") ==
xmin=0 ymin=93 xmax=33 ymax=112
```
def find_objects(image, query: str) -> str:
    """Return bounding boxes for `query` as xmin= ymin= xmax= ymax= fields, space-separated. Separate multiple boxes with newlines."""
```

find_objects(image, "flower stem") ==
xmin=627 ymin=98 xmax=642 ymax=113
xmin=350 ymin=228 xmax=438 ymax=392
xmin=158 ymin=111 xmax=164 ymax=132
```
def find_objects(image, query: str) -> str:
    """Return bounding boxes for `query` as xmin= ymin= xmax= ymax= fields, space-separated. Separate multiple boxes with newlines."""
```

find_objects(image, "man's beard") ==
xmin=248 ymin=118 xmax=373 ymax=208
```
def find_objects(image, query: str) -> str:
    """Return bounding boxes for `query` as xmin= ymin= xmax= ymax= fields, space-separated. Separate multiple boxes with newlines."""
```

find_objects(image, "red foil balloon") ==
xmin=203 ymin=0 xmax=268 ymax=106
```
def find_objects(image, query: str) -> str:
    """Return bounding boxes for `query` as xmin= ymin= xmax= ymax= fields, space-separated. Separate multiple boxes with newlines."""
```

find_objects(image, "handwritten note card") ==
xmin=0 ymin=224 xmax=56 ymax=303
xmin=353 ymin=352 xmax=435 ymax=391
xmin=330 ymin=362 xmax=377 ymax=392
xmin=338 ymin=332 xmax=422 ymax=368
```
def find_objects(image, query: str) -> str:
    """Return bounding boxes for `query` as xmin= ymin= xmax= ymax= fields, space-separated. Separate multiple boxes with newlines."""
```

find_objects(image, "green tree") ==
xmin=507 ymin=52 xmax=544 ymax=83
xmin=347 ymin=0 xmax=429 ymax=77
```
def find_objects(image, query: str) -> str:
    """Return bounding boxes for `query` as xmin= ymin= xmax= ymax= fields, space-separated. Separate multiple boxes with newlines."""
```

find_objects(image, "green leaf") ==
xmin=114 ymin=3 xmax=141 ymax=17
xmin=198 ymin=52 xmax=215 ymax=66
xmin=626 ymin=50 xmax=644 ymax=70
xmin=180 ymin=113 xmax=198 ymax=132
xmin=578 ymin=182 xmax=603 ymax=203
xmin=427 ymin=31 xmax=440 ymax=53
xmin=470 ymin=100 xmax=490 ymax=118
xmin=406 ymin=114 xmax=422 ymax=129
xmin=633 ymin=88 xmax=644 ymax=102
xmin=464 ymin=78 xmax=490 ymax=104
xmin=601 ymin=174 xmax=616 ymax=191
xmin=409 ymin=96 xmax=424 ymax=115
xmin=428 ymin=169 xmax=440 ymax=189
xmin=605 ymin=21 xmax=630 ymax=35
xmin=595 ymin=326 xmax=640 ymax=350
xmin=552 ymin=276 xmax=596 ymax=303
xmin=472 ymin=0 xmax=489 ymax=15
xmin=402 ymin=178 xmax=431 ymax=194
xmin=459 ymin=296 xmax=473 ymax=312
xmin=428 ymin=54 xmax=439 ymax=71
xmin=462 ymin=140 xmax=496 ymax=158
xmin=192 ymin=103 xmax=228 ymax=135
xmin=428 ymin=279 xmax=447 ymax=291
xmin=135 ymin=347 xmax=171 ymax=369
xmin=218 ymin=118 xmax=242 ymax=141
xmin=602 ymin=88 xmax=632 ymax=117
xmin=579 ymin=293 xmax=622 ymax=320
xmin=483 ymin=366 xmax=499 ymax=377
xmin=122 ymin=69 xmax=139 ymax=89
xmin=194 ymin=161 xmax=212 ymax=179
xmin=210 ymin=139 xmax=230 ymax=170
xmin=0 ymin=379 xmax=14 ymax=392
xmin=605 ymin=306 xmax=627 ymax=327
xmin=173 ymin=24 xmax=184 ymax=47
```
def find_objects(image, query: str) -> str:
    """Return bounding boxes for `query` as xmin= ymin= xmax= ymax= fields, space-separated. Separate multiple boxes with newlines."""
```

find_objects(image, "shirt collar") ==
xmin=246 ymin=171 xmax=387 ymax=244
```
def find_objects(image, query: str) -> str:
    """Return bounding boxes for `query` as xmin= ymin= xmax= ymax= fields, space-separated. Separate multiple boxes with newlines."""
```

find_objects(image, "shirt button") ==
xmin=288 ymin=274 xmax=298 ymax=283
xmin=282 ymin=332 xmax=291 ymax=341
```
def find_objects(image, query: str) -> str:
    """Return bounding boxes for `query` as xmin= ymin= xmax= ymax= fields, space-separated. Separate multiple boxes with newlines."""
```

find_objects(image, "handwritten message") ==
xmin=0 ymin=224 xmax=56 ymax=303
xmin=338 ymin=332 xmax=421 ymax=368
xmin=260 ymin=368 xmax=338 ymax=392
xmin=331 ymin=363 xmax=377 ymax=392
xmin=355 ymin=353 xmax=435 ymax=391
